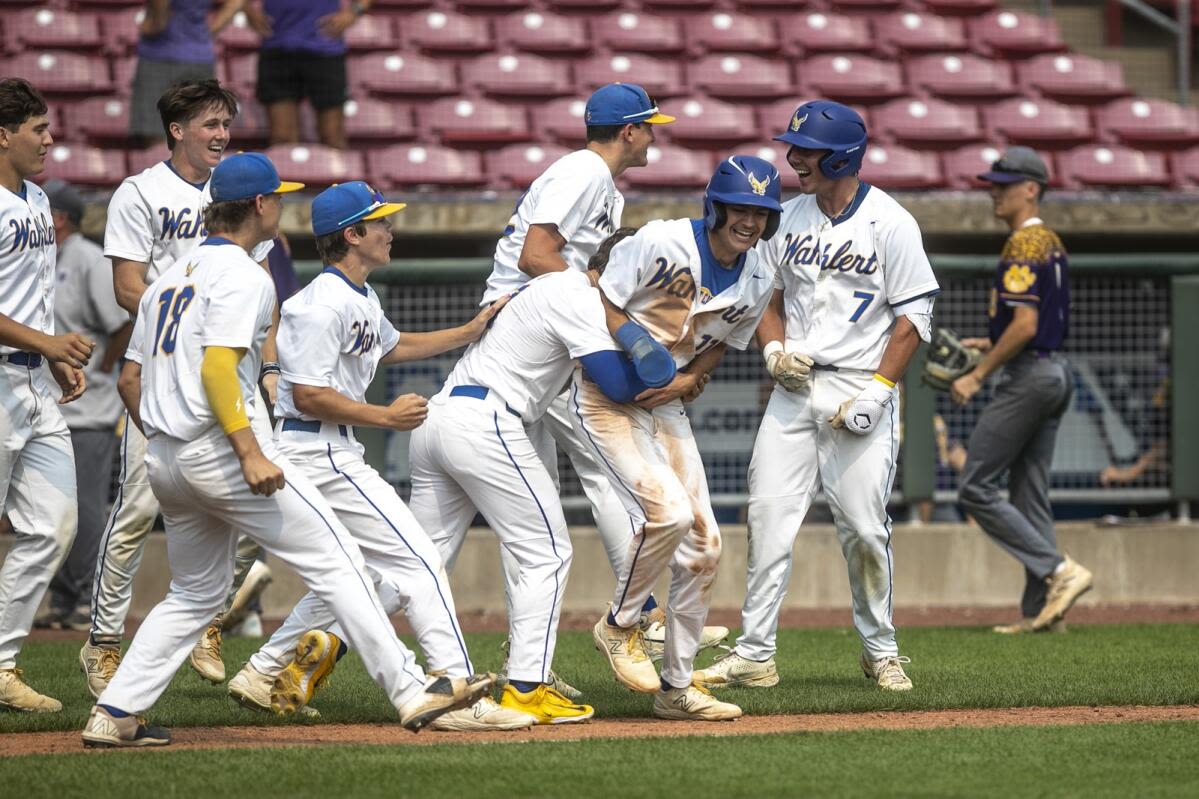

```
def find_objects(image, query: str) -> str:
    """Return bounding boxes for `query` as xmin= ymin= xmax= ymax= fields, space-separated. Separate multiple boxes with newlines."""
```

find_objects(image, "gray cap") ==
xmin=42 ymin=179 xmax=85 ymax=226
xmin=977 ymin=146 xmax=1049 ymax=185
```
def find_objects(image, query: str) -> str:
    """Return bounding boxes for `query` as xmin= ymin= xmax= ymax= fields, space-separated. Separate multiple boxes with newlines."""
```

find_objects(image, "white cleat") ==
xmin=593 ymin=615 xmax=660 ymax=694
xmin=692 ymin=650 xmax=779 ymax=689
xmin=190 ymin=619 xmax=226 ymax=684
xmin=0 ymin=668 xmax=62 ymax=713
xmin=653 ymin=682 xmax=742 ymax=721
xmin=81 ymin=705 xmax=170 ymax=748
xmin=428 ymin=696 xmax=537 ymax=731
xmin=398 ymin=672 xmax=497 ymax=732
xmin=1032 ymin=556 xmax=1093 ymax=631
xmin=80 ymin=640 xmax=122 ymax=699
xmin=861 ymin=654 xmax=913 ymax=692
xmin=639 ymin=606 xmax=729 ymax=662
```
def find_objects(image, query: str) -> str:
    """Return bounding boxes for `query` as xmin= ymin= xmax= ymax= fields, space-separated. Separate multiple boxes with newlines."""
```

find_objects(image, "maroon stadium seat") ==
xmin=494 ymin=11 xmax=589 ymax=55
xmin=263 ymin=145 xmax=366 ymax=186
xmin=229 ymin=100 xmax=271 ymax=147
xmin=1017 ymin=53 xmax=1129 ymax=102
xmin=592 ymin=12 xmax=684 ymax=54
xmin=755 ymin=98 xmax=829 ymax=141
xmin=667 ymin=97 xmax=756 ymax=146
xmin=576 ymin=54 xmax=686 ymax=98
xmin=858 ymin=144 xmax=944 ymax=190
xmin=98 ymin=8 xmax=142 ymax=56
xmin=214 ymin=11 xmax=261 ymax=52
xmin=421 ymin=96 xmax=531 ymax=144
xmin=3 ymin=52 xmax=113 ymax=95
xmin=1096 ymin=97 xmax=1199 ymax=146
xmin=621 ymin=145 xmax=714 ymax=189
xmin=732 ymin=0 xmax=811 ymax=8
xmin=873 ymin=97 xmax=982 ymax=144
xmin=453 ymin=0 xmax=530 ymax=9
xmin=528 ymin=96 xmax=589 ymax=145
xmin=5 ymin=8 xmax=103 ymax=52
xmin=40 ymin=144 xmax=126 ymax=186
xmin=983 ymin=97 xmax=1092 ymax=146
xmin=642 ymin=0 xmax=717 ymax=10
xmin=348 ymin=52 xmax=458 ymax=97
xmin=942 ymin=143 xmax=1013 ymax=189
xmin=487 ymin=144 xmax=572 ymax=189
xmin=461 ymin=54 xmax=572 ymax=98
xmin=689 ymin=55 xmax=792 ymax=99
xmin=921 ymin=0 xmax=998 ymax=14
xmin=778 ymin=12 xmax=872 ymax=56
xmin=906 ymin=53 xmax=1018 ymax=100
xmin=223 ymin=52 xmax=259 ymax=101
xmin=875 ymin=11 xmax=968 ymax=55
xmin=344 ymin=97 xmax=416 ymax=142
xmin=800 ymin=55 xmax=906 ymax=102
xmin=735 ymin=142 xmax=802 ymax=190
xmin=368 ymin=144 xmax=487 ymax=188
xmin=404 ymin=10 xmax=492 ymax=53
xmin=1058 ymin=145 xmax=1171 ymax=189
xmin=545 ymin=0 xmax=623 ymax=10
xmin=1170 ymin=147 xmax=1199 ymax=187
xmin=827 ymin=0 xmax=903 ymax=11
xmin=968 ymin=9 xmax=1065 ymax=56
xmin=344 ymin=14 xmax=398 ymax=52
xmin=69 ymin=97 xmax=133 ymax=143
xmin=685 ymin=12 xmax=780 ymax=54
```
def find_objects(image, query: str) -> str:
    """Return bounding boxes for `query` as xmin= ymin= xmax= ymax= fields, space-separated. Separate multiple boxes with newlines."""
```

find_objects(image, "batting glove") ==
xmin=763 ymin=341 xmax=814 ymax=392
xmin=829 ymin=374 xmax=896 ymax=435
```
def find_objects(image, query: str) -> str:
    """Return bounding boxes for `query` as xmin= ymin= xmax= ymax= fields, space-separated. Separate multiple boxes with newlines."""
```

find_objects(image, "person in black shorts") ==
xmin=246 ymin=0 xmax=372 ymax=148
xmin=951 ymin=147 xmax=1094 ymax=635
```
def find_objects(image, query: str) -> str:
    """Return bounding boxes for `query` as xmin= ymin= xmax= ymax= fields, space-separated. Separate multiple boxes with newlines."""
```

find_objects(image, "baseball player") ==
xmin=482 ymin=82 xmax=726 ymax=663
xmin=81 ymin=153 xmax=493 ymax=748
xmin=694 ymin=101 xmax=939 ymax=693
xmin=0 ymin=78 xmax=92 ymax=713
xmin=580 ymin=155 xmax=784 ymax=721
xmin=408 ymin=227 xmax=665 ymax=724
xmin=227 ymin=181 xmax=532 ymax=732
xmin=82 ymin=79 xmax=274 ymax=696
xmin=954 ymin=147 xmax=1091 ymax=634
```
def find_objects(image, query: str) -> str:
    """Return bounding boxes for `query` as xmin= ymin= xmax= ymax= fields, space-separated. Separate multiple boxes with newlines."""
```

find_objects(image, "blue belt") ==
xmin=811 ymin=363 xmax=838 ymax=372
xmin=3 ymin=351 xmax=43 ymax=368
xmin=280 ymin=418 xmax=348 ymax=437
xmin=449 ymin=385 xmax=522 ymax=420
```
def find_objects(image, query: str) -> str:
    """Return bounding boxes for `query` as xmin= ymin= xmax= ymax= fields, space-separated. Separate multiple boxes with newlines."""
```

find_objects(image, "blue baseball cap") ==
xmin=584 ymin=83 xmax=674 ymax=127
xmin=210 ymin=153 xmax=304 ymax=202
xmin=311 ymin=181 xmax=407 ymax=236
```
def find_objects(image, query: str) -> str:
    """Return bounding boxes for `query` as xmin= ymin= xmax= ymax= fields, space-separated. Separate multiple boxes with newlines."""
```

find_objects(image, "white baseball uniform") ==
xmin=245 ymin=267 xmax=473 ymax=680
xmin=0 ymin=181 xmax=77 ymax=670
xmin=98 ymin=238 xmax=431 ymax=716
xmin=409 ymin=270 xmax=617 ymax=684
xmin=481 ymin=148 xmax=633 ymax=575
xmin=568 ymin=218 xmax=774 ymax=688
xmin=735 ymin=183 xmax=940 ymax=662
xmin=91 ymin=160 xmax=272 ymax=643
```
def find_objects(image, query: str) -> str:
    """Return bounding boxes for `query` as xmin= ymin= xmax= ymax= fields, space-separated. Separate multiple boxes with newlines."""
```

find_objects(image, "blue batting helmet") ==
xmin=774 ymin=100 xmax=868 ymax=180
xmin=703 ymin=155 xmax=784 ymax=241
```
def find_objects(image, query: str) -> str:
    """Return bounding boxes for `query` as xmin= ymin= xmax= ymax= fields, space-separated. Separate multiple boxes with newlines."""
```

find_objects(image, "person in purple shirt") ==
xmin=245 ymin=0 xmax=373 ymax=149
xmin=129 ymin=0 xmax=246 ymax=145
xmin=950 ymin=146 xmax=1093 ymax=636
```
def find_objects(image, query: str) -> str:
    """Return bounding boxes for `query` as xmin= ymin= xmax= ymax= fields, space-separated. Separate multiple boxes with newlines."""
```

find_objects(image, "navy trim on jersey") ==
xmin=164 ymin=159 xmax=209 ymax=191
xmin=322 ymin=265 xmax=369 ymax=297
xmin=200 ymin=236 xmax=236 ymax=247
xmin=15 ymin=183 xmax=28 ymax=201
xmin=829 ymin=181 xmax=872 ymax=227
xmin=324 ymin=444 xmax=473 ymax=674
xmin=690 ymin=218 xmax=745 ymax=300
xmin=889 ymin=287 xmax=941 ymax=308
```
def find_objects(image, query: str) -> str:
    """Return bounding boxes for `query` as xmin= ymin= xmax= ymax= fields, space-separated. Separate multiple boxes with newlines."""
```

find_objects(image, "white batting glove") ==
xmin=763 ymin=341 xmax=814 ymax=392
xmin=829 ymin=375 xmax=896 ymax=435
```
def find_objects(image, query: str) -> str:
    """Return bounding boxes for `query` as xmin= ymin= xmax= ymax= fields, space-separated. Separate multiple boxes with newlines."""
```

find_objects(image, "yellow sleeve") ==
xmin=200 ymin=346 xmax=250 ymax=435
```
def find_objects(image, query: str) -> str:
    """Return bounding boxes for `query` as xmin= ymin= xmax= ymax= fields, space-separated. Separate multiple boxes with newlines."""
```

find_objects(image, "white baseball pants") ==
xmin=737 ymin=373 xmax=900 ymax=662
xmin=0 ymin=361 xmax=78 ymax=669
xmin=568 ymin=375 xmax=720 ymax=689
xmin=248 ymin=424 xmax=471 ymax=678
xmin=97 ymin=426 xmax=429 ymax=715
xmin=408 ymin=391 xmax=572 ymax=685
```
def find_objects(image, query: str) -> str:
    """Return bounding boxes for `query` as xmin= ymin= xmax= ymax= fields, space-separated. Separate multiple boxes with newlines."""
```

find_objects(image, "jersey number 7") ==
xmin=153 ymin=285 xmax=196 ymax=355
xmin=849 ymin=290 xmax=874 ymax=323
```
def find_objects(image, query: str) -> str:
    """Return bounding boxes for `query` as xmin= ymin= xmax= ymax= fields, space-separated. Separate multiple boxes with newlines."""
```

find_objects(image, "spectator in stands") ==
xmin=952 ymin=147 xmax=1092 ymax=635
xmin=129 ymin=1 xmax=247 ymax=146
xmin=245 ymin=0 xmax=372 ymax=149
xmin=33 ymin=182 xmax=131 ymax=631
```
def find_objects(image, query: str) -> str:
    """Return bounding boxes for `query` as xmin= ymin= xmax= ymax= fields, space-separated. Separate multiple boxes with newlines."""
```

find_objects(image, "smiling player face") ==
xmin=709 ymin=204 xmax=769 ymax=264
xmin=175 ymin=102 xmax=233 ymax=174
xmin=785 ymin=146 xmax=836 ymax=195
xmin=3 ymin=113 xmax=53 ymax=180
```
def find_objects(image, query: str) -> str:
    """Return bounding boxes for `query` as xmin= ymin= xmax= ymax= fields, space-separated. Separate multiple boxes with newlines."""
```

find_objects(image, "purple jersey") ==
xmin=137 ymin=0 xmax=215 ymax=63
xmin=262 ymin=0 xmax=346 ymax=57
xmin=987 ymin=221 xmax=1069 ymax=351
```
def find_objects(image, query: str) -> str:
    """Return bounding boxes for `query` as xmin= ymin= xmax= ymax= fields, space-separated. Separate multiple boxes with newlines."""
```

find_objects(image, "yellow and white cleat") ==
xmin=272 ymin=630 xmax=342 ymax=715
xmin=500 ymin=684 xmax=594 ymax=725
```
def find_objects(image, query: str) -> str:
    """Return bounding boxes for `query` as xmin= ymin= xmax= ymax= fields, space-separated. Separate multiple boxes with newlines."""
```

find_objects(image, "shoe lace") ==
xmin=877 ymin=656 xmax=911 ymax=684
xmin=690 ymin=682 xmax=714 ymax=698
xmin=97 ymin=647 xmax=121 ymax=679
xmin=625 ymin=627 xmax=652 ymax=663
xmin=202 ymin=624 xmax=222 ymax=657
xmin=543 ymin=686 xmax=582 ymax=709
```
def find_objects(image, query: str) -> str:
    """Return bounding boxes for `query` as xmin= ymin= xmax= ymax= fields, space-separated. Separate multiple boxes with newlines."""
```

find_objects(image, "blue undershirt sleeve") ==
xmin=579 ymin=350 xmax=652 ymax=404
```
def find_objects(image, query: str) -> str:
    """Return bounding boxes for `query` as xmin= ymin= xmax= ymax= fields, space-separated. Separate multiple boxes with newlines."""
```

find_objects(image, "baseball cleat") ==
xmin=861 ymin=654 xmax=913 ymax=691
xmin=80 ymin=640 xmax=122 ymax=699
xmin=653 ymin=682 xmax=742 ymax=721
xmin=230 ymin=663 xmax=322 ymax=718
xmin=189 ymin=619 xmax=226 ymax=684
xmin=398 ymin=672 xmax=496 ymax=732
xmin=1032 ymin=556 xmax=1093 ymax=631
xmin=272 ymin=630 xmax=341 ymax=716
xmin=499 ymin=684 xmax=594 ymax=725
xmin=0 ymin=668 xmax=62 ymax=713
xmin=692 ymin=650 xmax=779 ymax=689
xmin=498 ymin=639 xmax=584 ymax=699
xmin=429 ymin=695 xmax=537 ymax=731
xmin=593 ymin=615 xmax=660 ymax=694
xmin=993 ymin=617 xmax=1067 ymax=634
xmin=81 ymin=705 xmax=170 ymax=748
xmin=639 ymin=606 xmax=729 ymax=662
xmin=223 ymin=560 xmax=274 ymax=632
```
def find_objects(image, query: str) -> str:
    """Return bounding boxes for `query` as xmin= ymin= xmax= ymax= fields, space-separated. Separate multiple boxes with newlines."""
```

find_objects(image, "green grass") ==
xmin=5 ymin=723 xmax=1199 ymax=798
xmin=3 ymin=623 xmax=1197 ymax=735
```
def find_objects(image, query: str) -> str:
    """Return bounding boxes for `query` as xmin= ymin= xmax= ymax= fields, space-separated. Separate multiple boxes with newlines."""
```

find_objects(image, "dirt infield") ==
xmin=4 ymin=705 xmax=1197 ymax=757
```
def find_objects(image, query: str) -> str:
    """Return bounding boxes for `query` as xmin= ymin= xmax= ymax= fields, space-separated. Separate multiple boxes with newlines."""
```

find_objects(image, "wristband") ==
xmin=762 ymin=340 xmax=784 ymax=364
xmin=872 ymin=373 xmax=895 ymax=388
xmin=259 ymin=362 xmax=281 ymax=380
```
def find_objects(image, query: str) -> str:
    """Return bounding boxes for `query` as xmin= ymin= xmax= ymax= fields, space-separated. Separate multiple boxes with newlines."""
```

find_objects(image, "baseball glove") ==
xmin=923 ymin=328 xmax=982 ymax=392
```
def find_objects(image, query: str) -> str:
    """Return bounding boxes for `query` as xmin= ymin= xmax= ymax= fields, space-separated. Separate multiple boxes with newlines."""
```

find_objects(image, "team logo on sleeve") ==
xmin=748 ymin=172 xmax=771 ymax=196
xmin=1002 ymin=264 xmax=1036 ymax=293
